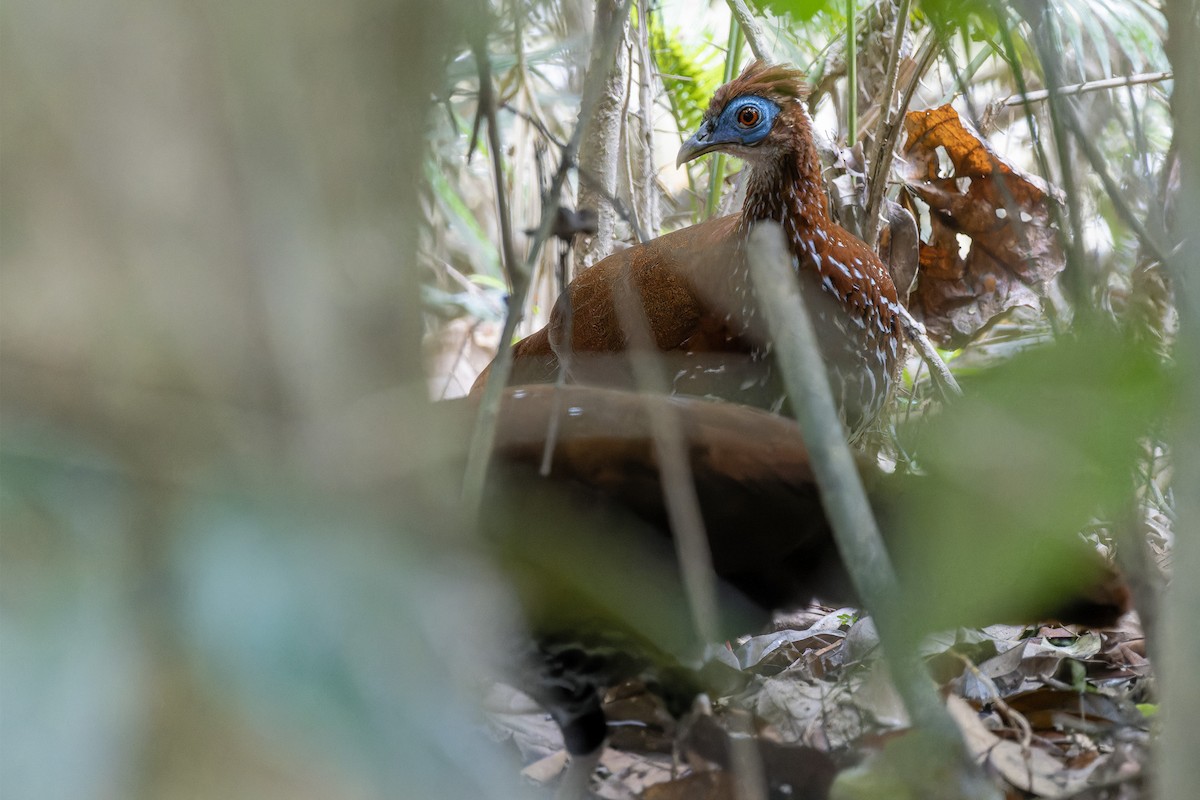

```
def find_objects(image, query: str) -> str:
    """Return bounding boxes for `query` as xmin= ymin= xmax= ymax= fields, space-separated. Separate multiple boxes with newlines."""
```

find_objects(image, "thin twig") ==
xmin=611 ymin=271 xmax=720 ymax=643
xmin=1059 ymin=98 xmax=1172 ymax=265
xmin=846 ymin=0 xmax=857 ymax=143
xmin=706 ymin=22 xmax=742 ymax=220
xmin=470 ymin=30 xmax=521 ymax=290
xmin=863 ymin=28 xmax=936 ymax=246
xmin=748 ymin=222 xmax=992 ymax=796
xmin=1002 ymin=71 xmax=1173 ymax=106
xmin=896 ymin=305 xmax=962 ymax=400
xmin=502 ymin=98 xmax=647 ymax=242
xmin=619 ymin=36 xmax=645 ymax=242
xmin=854 ymin=26 xmax=960 ymax=401
xmin=462 ymin=0 xmax=634 ymax=515
xmin=748 ymin=223 xmax=896 ymax=608
xmin=634 ymin=0 xmax=661 ymax=237
xmin=725 ymin=0 xmax=771 ymax=63
xmin=862 ymin=0 xmax=913 ymax=243
xmin=1021 ymin=4 xmax=1090 ymax=318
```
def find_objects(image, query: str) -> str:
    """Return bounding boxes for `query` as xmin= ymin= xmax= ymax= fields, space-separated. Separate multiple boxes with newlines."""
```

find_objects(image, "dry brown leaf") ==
xmin=901 ymin=105 xmax=1066 ymax=347
xmin=948 ymin=695 xmax=1097 ymax=798
xmin=1003 ymin=688 xmax=1140 ymax=732
xmin=642 ymin=770 xmax=734 ymax=800
xmin=592 ymin=750 xmax=675 ymax=799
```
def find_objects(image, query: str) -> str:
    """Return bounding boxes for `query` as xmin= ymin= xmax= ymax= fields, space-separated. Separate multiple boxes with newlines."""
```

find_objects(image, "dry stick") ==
xmin=1059 ymin=98 xmax=1172 ymax=266
xmin=618 ymin=38 xmax=647 ymax=244
xmin=862 ymin=0 xmax=915 ymax=247
xmin=863 ymin=32 xmax=936 ymax=245
xmin=856 ymin=33 xmax=961 ymax=400
xmin=610 ymin=270 xmax=721 ymax=645
xmin=1023 ymin=5 xmax=1090 ymax=319
xmin=470 ymin=33 xmax=521 ymax=291
xmin=634 ymin=1 xmax=661 ymax=237
xmin=1002 ymin=71 xmax=1173 ymax=106
xmin=897 ymin=305 xmax=962 ymax=399
xmin=538 ymin=247 xmax=574 ymax=478
xmin=541 ymin=142 xmax=653 ymax=477
xmin=846 ymin=0 xmax=857 ymax=143
xmin=748 ymin=223 xmax=993 ymax=798
xmin=462 ymin=0 xmax=633 ymax=515
xmin=570 ymin=24 xmax=718 ymax=641
xmin=506 ymin=98 xmax=679 ymax=239
xmin=472 ymin=2 xmax=720 ymax=657
xmin=725 ymin=0 xmax=771 ymax=62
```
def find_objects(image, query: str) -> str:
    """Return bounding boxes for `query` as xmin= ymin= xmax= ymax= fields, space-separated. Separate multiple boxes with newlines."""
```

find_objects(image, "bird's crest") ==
xmin=708 ymin=60 xmax=808 ymax=117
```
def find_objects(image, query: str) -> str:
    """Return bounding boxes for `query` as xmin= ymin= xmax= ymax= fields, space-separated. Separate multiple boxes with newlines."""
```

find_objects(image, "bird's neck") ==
xmin=738 ymin=144 xmax=831 ymax=244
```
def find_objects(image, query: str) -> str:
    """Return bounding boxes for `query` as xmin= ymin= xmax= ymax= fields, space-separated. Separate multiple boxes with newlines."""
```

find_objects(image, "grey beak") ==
xmin=676 ymin=124 xmax=722 ymax=167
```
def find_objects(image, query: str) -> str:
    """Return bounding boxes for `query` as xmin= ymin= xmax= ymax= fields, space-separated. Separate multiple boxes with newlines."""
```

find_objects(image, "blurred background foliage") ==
xmin=1 ymin=0 xmax=1194 ymax=798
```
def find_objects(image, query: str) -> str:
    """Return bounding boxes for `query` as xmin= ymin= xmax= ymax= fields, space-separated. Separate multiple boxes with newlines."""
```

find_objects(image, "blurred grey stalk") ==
xmin=1158 ymin=2 xmax=1200 ymax=797
xmin=1 ymin=2 xmax=532 ymax=799
xmin=748 ymin=223 xmax=999 ymax=800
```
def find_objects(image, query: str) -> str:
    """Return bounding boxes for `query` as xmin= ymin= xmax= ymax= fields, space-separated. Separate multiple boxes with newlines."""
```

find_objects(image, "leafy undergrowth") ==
xmin=487 ymin=605 xmax=1153 ymax=800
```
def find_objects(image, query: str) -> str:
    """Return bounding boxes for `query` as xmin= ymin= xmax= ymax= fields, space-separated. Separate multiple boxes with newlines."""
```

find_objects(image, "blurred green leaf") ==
xmin=649 ymin=19 xmax=723 ymax=134
xmin=1 ymin=436 xmax=144 ymax=800
xmin=748 ymin=0 xmax=835 ymax=22
xmin=169 ymin=489 xmax=526 ymax=800
xmin=917 ymin=0 xmax=1002 ymax=40
xmin=890 ymin=332 xmax=1169 ymax=632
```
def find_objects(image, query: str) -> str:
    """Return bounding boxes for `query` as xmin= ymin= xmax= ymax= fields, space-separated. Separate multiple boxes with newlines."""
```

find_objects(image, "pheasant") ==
xmin=474 ymin=61 xmax=905 ymax=440
xmin=463 ymin=61 xmax=1127 ymax=793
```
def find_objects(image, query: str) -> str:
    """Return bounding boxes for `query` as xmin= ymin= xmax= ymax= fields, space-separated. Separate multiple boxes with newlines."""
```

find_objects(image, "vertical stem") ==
xmin=705 ymin=20 xmax=742 ymax=220
xmin=1158 ymin=3 xmax=1200 ymax=796
xmin=575 ymin=0 xmax=630 ymax=271
xmin=748 ymin=224 xmax=974 ymax=759
xmin=846 ymin=0 xmax=857 ymax=143
xmin=463 ymin=0 xmax=634 ymax=516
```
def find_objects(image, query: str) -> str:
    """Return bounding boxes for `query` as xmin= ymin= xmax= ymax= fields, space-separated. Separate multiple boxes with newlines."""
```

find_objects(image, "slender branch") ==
xmin=846 ymin=0 xmax=858 ymax=143
xmin=633 ymin=0 xmax=662 ymax=237
xmin=706 ymin=22 xmax=742 ymax=220
xmin=470 ymin=30 xmax=521 ymax=290
xmin=896 ymin=305 xmax=962 ymax=400
xmin=1002 ymin=71 xmax=1174 ymax=107
xmin=611 ymin=274 xmax=721 ymax=643
xmin=747 ymin=222 xmax=994 ymax=798
xmin=749 ymin=224 xmax=894 ymax=608
xmin=502 ymin=101 xmax=648 ymax=243
xmin=725 ymin=0 xmax=771 ymax=62
xmin=1059 ymin=98 xmax=1172 ymax=265
xmin=462 ymin=0 xmax=634 ymax=515
xmin=854 ymin=27 xmax=959 ymax=402
xmin=1020 ymin=4 xmax=1090 ymax=319
xmin=862 ymin=0 xmax=916 ymax=246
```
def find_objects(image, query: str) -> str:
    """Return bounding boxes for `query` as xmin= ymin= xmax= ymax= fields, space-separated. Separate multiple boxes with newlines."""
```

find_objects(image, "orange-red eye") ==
xmin=737 ymin=106 xmax=760 ymax=126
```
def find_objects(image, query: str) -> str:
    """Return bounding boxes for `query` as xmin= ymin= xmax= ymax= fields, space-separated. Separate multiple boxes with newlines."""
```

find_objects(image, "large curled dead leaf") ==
xmin=900 ymin=105 xmax=1066 ymax=347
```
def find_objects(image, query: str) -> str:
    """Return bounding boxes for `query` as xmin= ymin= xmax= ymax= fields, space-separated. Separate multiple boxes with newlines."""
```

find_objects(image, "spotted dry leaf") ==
xmin=901 ymin=105 xmax=1066 ymax=348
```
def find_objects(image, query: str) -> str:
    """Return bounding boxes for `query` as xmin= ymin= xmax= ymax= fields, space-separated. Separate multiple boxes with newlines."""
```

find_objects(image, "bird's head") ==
xmin=676 ymin=60 xmax=809 ymax=169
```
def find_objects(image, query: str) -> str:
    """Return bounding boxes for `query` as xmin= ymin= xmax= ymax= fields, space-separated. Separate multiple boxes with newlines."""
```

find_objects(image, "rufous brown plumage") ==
xmin=473 ymin=61 xmax=906 ymax=440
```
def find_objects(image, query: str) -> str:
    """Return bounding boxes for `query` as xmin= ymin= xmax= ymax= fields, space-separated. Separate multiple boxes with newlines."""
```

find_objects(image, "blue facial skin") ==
xmin=676 ymin=96 xmax=781 ymax=166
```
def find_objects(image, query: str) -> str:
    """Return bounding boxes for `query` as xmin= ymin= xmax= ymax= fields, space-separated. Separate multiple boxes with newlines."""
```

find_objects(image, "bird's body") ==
xmin=464 ymin=62 xmax=1127 ymax=792
xmin=476 ymin=61 xmax=905 ymax=439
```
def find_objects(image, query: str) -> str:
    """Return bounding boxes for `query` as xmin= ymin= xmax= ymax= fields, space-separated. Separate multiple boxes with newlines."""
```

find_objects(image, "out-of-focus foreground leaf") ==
xmin=0 ymin=423 xmax=528 ymax=800
xmin=889 ymin=332 xmax=1170 ymax=634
